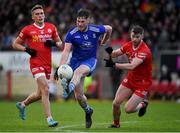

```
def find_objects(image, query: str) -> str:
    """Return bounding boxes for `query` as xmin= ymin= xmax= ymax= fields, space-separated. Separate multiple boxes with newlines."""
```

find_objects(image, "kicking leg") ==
xmin=61 ymin=65 xmax=89 ymax=98
xmin=68 ymin=65 xmax=90 ymax=93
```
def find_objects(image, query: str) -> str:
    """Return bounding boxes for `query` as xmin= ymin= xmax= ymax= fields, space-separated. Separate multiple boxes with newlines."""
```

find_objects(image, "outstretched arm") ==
xmin=105 ymin=46 xmax=124 ymax=58
xmin=115 ymin=57 xmax=143 ymax=70
xmin=111 ymin=48 xmax=123 ymax=58
xmin=100 ymin=25 xmax=112 ymax=45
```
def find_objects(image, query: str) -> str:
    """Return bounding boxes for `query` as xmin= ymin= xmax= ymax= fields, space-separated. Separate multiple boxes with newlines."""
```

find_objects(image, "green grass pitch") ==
xmin=0 ymin=100 xmax=180 ymax=132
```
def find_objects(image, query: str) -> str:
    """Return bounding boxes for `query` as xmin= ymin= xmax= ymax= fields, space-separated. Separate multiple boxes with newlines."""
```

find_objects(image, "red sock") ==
xmin=113 ymin=120 xmax=119 ymax=125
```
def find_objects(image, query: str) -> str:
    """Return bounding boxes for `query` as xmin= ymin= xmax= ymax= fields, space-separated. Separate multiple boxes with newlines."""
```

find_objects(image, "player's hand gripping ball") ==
xmin=58 ymin=64 xmax=73 ymax=80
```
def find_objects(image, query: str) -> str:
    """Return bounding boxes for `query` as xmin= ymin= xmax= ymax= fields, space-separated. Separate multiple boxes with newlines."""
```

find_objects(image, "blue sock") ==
xmin=84 ymin=105 xmax=91 ymax=113
xmin=68 ymin=82 xmax=75 ymax=93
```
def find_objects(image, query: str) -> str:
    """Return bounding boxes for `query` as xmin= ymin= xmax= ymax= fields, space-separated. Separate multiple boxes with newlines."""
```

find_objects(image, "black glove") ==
xmin=105 ymin=47 xmax=113 ymax=54
xmin=44 ymin=40 xmax=56 ymax=47
xmin=104 ymin=58 xmax=115 ymax=67
xmin=54 ymin=67 xmax=59 ymax=80
xmin=25 ymin=47 xmax=37 ymax=57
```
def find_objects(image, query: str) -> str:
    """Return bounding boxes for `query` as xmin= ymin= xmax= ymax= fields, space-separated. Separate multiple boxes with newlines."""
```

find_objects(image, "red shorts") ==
xmin=30 ymin=65 xmax=51 ymax=80
xmin=121 ymin=77 xmax=152 ymax=98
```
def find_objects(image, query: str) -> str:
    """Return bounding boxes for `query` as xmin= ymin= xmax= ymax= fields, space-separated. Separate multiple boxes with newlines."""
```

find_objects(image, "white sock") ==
xmin=21 ymin=102 xmax=25 ymax=107
xmin=135 ymin=102 xmax=145 ymax=111
xmin=47 ymin=116 xmax=53 ymax=122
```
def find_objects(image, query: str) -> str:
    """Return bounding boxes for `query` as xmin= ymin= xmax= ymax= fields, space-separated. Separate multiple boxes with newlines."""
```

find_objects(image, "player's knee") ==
xmin=73 ymin=70 xmax=83 ymax=78
xmin=113 ymin=98 xmax=123 ymax=107
xmin=36 ymin=92 xmax=41 ymax=98
xmin=41 ymin=84 xmax=49 ymax=96
xmin=113 ymin=100 xmax=120 ymax=107
xmin=43 ymin=89 xmax=49 ymax=96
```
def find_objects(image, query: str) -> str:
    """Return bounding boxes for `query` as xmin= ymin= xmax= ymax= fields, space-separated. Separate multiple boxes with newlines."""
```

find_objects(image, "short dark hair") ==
xmin=130 ymin=25 xmax=144 ymax=34
xmin=77 ymin=8 xmax=91 ymax=19
xmin=31 ymin=4 xmax=43 ymax=13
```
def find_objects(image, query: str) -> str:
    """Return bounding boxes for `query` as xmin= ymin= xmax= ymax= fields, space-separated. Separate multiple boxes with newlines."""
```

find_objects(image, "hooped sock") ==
xmin=68 ymin=82 xmax=75 ymax=93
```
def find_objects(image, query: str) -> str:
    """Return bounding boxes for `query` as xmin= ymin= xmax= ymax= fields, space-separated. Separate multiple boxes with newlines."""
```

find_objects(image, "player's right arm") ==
xmin=59 ymin=43 xmax=72 ymax=66
xmin=12 ymin=30 xmax=37 ymax=57
xmin=54 ymin=43 xmax=71 ymax=80
xmin=12 ymin=37 xmax=26 ymax=51
xmin=59 ymin=29 xmax=73 ymax=66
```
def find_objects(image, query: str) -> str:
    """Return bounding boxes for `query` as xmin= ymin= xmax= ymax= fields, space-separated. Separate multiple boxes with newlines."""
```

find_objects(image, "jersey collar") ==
xmin=33 ymin=23 xmax=44 ymax=29
xmin=78 ymin=25 xmax=88 ymax=32
xmin=132 ymin=40 xmax=143 ymax=51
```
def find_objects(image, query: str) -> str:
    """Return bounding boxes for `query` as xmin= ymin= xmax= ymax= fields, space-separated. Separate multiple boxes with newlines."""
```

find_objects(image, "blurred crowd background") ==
xmin=1 ymin=0 xmax=180 ymax=51
xmin=0 ymin=0 xmax=180 ymax=101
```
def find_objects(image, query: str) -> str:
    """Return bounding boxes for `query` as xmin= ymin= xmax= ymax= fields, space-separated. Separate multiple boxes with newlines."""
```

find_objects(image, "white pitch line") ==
xmin=53 ymin=120 xmax=180 ymax=132
xmin=175 ymin=120 xmax=180 ymax=122
xmin=53 ymin=121 xmax=138 ymax=131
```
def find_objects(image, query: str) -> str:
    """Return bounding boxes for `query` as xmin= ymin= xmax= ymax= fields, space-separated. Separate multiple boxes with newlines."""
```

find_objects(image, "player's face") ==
xmin=130 ymin=32 xmax=143 ymax=44
xmin=76 ymin=17 xmax=89 ymax=31
xmin=32 ymin=9 xmax=45 ymax=25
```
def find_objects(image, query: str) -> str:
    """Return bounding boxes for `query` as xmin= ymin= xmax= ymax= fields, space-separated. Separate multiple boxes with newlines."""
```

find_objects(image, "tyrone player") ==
xmin=104 ymin=25 xmax=152 ymax=128
xmin=12 ymin=4 xmax=62 ymax=127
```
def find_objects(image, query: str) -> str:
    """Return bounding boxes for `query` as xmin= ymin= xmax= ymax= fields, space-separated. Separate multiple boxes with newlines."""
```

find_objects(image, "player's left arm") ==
xmin=53 ymin=36 xmax=63 ymax=48
xmin=100 ymin=25 xmax=112 ymax=45
xmin=115 ymin=57 xmax=143 ymax=70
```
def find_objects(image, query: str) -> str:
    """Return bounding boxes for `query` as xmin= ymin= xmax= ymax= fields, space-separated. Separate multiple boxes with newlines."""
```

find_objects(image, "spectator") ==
xmin=159 ymin=65 xmax=171 ymax=83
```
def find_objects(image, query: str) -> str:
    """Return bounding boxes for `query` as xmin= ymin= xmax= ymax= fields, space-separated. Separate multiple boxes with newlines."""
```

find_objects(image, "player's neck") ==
xmin=133 ymin=40 xmax=142 ymax=50
xmin=80 ymin=26 xmax=88 ymax=32
xmin=33 ymin=22 xmax=44 ymax=29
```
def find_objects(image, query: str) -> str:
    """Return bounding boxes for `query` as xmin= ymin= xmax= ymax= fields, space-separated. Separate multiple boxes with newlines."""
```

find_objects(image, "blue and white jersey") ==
xmin=65 ymin=24 xmax=106 ymax=60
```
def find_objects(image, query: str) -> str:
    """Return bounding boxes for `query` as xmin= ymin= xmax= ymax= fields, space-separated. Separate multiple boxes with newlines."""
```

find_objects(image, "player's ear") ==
xmin=44 ymin=13 xmax=46 ymax=19
xmin=32 ymin=13 xmax=35 ymax=20
xmin=141 ymin=34 xmax=144 ymax=39
xmin=87 ymin=18 xmax=90 ymax=23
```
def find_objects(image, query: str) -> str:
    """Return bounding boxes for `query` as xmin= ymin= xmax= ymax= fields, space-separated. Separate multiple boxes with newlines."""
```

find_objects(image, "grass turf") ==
xmin=0 ymin=100 xmax=180 ymax=132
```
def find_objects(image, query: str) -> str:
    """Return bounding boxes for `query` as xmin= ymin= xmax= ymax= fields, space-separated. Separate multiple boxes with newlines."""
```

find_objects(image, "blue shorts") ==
xmin=69 ymin=57 xmax=97 ymax=75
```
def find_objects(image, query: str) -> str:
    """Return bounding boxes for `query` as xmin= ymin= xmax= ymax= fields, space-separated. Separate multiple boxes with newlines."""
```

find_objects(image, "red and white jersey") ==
xmin=120 ymin=40 xmax=152 ymax=87
xmin=18 ymin=22 xmax=59 ymax=68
